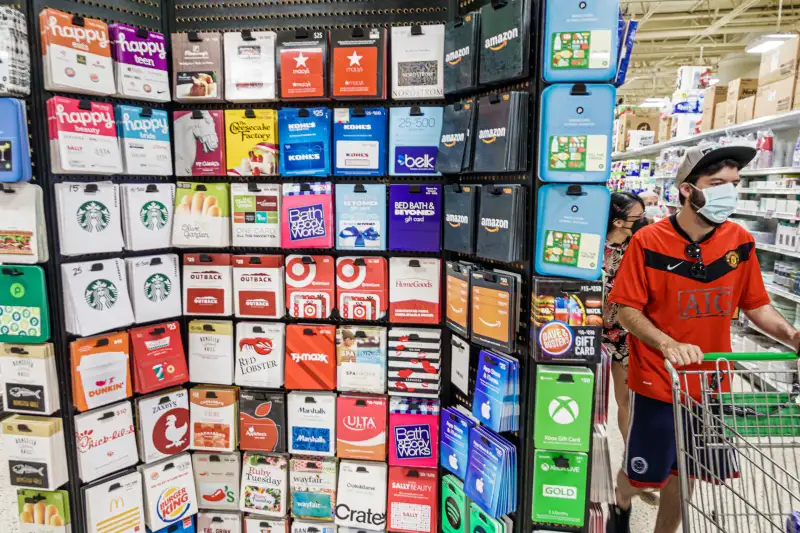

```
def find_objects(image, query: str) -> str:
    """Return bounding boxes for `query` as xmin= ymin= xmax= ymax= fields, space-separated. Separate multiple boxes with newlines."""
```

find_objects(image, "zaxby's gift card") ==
xmin=136 ymin=387 xmax=190 ymax=464
xmin=284 ymin=324 xmax=335 ymax=390
xmin=130 ymin=321 xmax=189 ymax=394
xmin=285 ymin=255 xmax=335 ymax=319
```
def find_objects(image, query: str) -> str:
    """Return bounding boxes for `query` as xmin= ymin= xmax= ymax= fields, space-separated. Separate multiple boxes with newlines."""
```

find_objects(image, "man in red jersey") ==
xmin=606 ymin=143 xmax=800 ymax=533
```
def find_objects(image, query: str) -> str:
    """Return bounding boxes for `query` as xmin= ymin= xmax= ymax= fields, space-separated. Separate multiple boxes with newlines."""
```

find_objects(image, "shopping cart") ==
xmin=667 ymin=352 xmax=800 ymax=533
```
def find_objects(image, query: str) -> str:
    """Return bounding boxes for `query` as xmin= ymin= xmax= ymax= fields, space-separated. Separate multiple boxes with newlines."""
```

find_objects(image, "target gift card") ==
xmin=285 ymin=254 xmax=335 ymax=319
xmin=336 ymin=256 xmax=388 ymax=320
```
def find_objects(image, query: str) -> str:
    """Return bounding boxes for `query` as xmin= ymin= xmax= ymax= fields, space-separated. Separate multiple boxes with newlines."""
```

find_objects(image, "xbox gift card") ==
xmin=390 ymin=107 xmax=444 ymax=176
xmin=333 ymin=107 xmax=387 ymax=177
xmin=442 ymin=476 xmax=469 ymax=533
xmin=276 ymin=29 xmax=328 ymax=99
xmin=539 ymin=84 xmax=615 ymax=183
xmin=444 ymin=13 xmax=480 ymax=94
xmin=479 ymin=0 xmax=531 ymax=84
xmin=390 ymin=25 xmax=445 ymax=100
xmin=437 ymin=101 xmax=474 ymax=174
xmin=330 ymin=28 xmax=387 ymax=100
xmin=532 ymin=450 xmax=588 ymax=528
xmin=278 ymin=107 xmax=332 ymax=177
xmin=444 ymin=184 xmax=479 ymax=254
xmin=534 ymin=365 xmax=594 ymax=452
xmin=472 ymin=92 xmax=527 ymax=173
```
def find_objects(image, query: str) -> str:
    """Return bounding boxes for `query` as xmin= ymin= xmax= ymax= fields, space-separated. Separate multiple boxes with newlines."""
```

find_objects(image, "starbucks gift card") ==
xmin=0 ymin=265 xmax=50 ymax=344
xmin=61 ymin=259 xmax=134 ymax=337
xmin=441 ymin=476 xmax=469 ymax=533
xmin=390 ymin=25 xmax=445 ymax=100
xmin=188 ymin=320 xmax=234 ymax=385
xmin=126 ymin=254 xmax=182 ymax=324
xmin=236 ymin=322 xmax=285 ymax=388
xmin=193 ymin=452 xmax=241 ymax=511
xmin=0 ymin=183 xmax=48 ymax=264
xmin=136 ymin=388 xmax=191 ymax=464
xmin=231 ymin=183 xmax=281 ymax=247
xmin=120 ymin=183 xmax=175 ymax=251
xmin=224 ymin=31 xmax=278 ymax=102
xmin=56 ymin=181 xmax=123 ymax=256
xmin=225 ymin=109 xmax=279 ymax=177
xmin=240 ymin=452 xmax=288 ymax=517
xmin=478 ymin=0 xmax=531 ymax=84
xmin=332 ymin=109 xmax=387 ymax=177
xmin=389 ymin=107 xmax=443 ymax=176
xmin=74 ymin=400 xmax=138 ymax=483
xmin=437 ymin=102 xmax=474 ymax=174
xmin=335 ymin=184 xmax=386 ymax=250
xmin=172 ymin=182 xmax=231 ymax=248
xmin=444 ymin=14 xmax=480 ymax=94
xmin=276 ymin=29 xmax=329 ymax=100
xmin=0 ymin=343 xmax=60 ymax=415
xmin=290 ymin=456 xmax=337 ymax=520
xmin=330 ymin=28 xmax=387 ymax=100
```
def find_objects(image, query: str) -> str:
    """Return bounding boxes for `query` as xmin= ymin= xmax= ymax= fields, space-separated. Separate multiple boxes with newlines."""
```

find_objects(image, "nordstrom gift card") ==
xmin=192 ymin=452 xmax=241 ymax=511
xmin=288 ymin=391 xmax=336 ymax=456
xmin=136 ymin=388 xmax=190 ymax=464
xmin=239 ymin=452 xmax=288 ymax=517
xmin=390 ymin=25 xmax=445 ymax=100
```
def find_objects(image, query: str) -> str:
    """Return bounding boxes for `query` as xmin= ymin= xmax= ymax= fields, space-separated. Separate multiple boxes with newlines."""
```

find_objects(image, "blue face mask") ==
xmin=691 ymin=183 xmax=738 ymax=224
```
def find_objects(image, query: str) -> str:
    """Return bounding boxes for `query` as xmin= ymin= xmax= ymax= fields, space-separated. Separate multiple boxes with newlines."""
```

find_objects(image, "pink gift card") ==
xmin=281 ymin=182 xmax=334 ymax=249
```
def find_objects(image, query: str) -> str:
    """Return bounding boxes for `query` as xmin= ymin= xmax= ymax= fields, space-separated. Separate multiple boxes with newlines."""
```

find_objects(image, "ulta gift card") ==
xmin=336 ymin=394 xmax=387 ymax=461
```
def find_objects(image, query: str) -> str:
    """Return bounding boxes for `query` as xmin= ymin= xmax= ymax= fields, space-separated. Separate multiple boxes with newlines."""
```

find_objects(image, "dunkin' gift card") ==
xmin=139 ymin=453 xmax=198 ymax=531
xmin=136 ymin=388 xmax=190 ymax=464
xmin=387 ymin=467 xmax=438 ymax=533
xmin=336 ymin=257 xmax=388 ymax=321
xmin=173 ymin=110 xmax=226 ymax=177
xmin=130 ymin=321 xmax=189 ymax=394
xmin=239 ymin=390 xmax=286 ymax=453
xmin=276 ymin=29 xmax=328 ymax=99
xmin=192 ymin=452 xmax=241 ymax=511
xmin=190 ymin=386 xmax=238 ymax=452
xmin=284 ymin=325 xmax=336 ymax=390
xmin=281 ymin=183 xmax=334 ymax=249
xmin=183 ymin=254 xmax=233 ymax=316
xmin=240 ymin=452 xmax=288 ymax=517
xmin=236 ymin=322 xmax=285 ymax=388
xmin=285 ymin=255 xmax=334 ymax=320
xmin=74 ymin=400 xmax=138 ymax=483
xmin=233 ymin=255 xmax=285 ymax=319
xmin=389 ymin=397 xmax=439 ymax=468
xmin=389 ymin=258 xmax=441 ymax=325
xmin=70 ymin=332 xmax=132 ymax=412
xmin=287 ymin=391 xmax=336 ymax=456
xmin=337 ymin=394 xmax=387 ymax=461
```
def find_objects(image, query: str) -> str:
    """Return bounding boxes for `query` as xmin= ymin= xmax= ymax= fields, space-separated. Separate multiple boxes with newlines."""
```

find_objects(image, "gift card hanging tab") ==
xmin=544 ymin=0 xmax=620 ymax=82
xmin=0 ymin=99 xmax=32 ymax=182
xmin=539 ymin=83 xmax=615 ymax=183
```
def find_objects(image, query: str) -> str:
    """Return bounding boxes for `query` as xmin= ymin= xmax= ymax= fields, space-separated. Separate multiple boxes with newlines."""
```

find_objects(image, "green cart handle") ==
xmin=703 ymin=352 xmax=798 ymax=362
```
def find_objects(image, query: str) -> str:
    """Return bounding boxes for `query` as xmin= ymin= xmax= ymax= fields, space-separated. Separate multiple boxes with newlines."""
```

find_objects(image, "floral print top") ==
xmin=603 ymin=240 xmax=628 ymax=344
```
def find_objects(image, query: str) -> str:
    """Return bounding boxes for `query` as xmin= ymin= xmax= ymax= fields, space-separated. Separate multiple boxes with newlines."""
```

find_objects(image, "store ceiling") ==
xmin=618 ymin=0 xmax=800 ymax=101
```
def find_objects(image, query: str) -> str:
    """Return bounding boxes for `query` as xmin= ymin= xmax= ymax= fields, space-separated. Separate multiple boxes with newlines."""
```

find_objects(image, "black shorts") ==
xmin=624 ymin=392 xmax=739 ymax=488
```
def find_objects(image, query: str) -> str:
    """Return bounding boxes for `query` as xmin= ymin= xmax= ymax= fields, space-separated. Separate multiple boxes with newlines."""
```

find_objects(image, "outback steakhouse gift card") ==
xmin=277 ymin=29 xmax=328 ymax=100
xmin=330 ymin=28 xmax=386 ymax=99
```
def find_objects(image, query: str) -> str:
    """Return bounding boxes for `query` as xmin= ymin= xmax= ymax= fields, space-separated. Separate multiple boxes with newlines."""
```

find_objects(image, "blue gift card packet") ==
xmin=279 ymin=107 xmax=332 ymax=177
xmin=543 ymin=0 xmax=620 ymax=83
xmin=440 ymin=407 xmax=475 ymax=480
xmin=539 ymin=83 xmax=615 ymax=183
xmin=333 ymin=107 xmax=387 ymax=177
xmin=0 ymin=99 xmax=31 ymax=182
xmin=389 ymin=107 xmax=443 ymax=177
xmin=535 ymin=184 xmax=609 ymax=280
xmin=335 ymin=183 xmax=387 ymax=250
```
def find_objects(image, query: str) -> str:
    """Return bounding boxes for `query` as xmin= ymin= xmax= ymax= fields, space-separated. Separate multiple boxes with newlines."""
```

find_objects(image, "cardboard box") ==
xmin=701 ymin=85 xmax=727 ymax=132
xmin=658 ymin=116 xmax=672 ymax=140
xmin=714 ymin=101 xmax=727 ymax=129
xmin=726 ymin=78 xmax=758 ymax=124
xmin=614 ymin=115 xmax=659 ymax=152
xmin=755 ymin=76 xmax=797 ymax=118
xmin=759 ymin=37 xmax=800 ymax=86
xmin=737 ymin=96 xmax=756 ymax=124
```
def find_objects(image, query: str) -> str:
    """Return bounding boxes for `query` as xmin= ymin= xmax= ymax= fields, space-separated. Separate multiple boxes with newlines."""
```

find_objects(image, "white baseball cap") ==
xmin=675 ymin=142 xmax=757 ymax=187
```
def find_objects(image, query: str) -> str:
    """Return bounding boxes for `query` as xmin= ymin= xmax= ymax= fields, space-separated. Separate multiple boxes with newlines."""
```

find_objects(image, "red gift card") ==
xmin=330 ymin=27 xmax=385 ymax=99
xmin=337 ymin=394 xmax=387 ymax=461
xmin=233 ymin=254 xmax=285 ymax=318
xmin=284 ymin=324 xmax=336 ymax=390
xmin=387 ymin=466 xmax=438 ymax=533
xmin=277 ymin=29 xmax=328 ymax=100
xmin=183 ymin=253 xmax=233 ymax=316
xmin=285 ymin=255 xmax=335 ymax=319
xmin=336 ymin=256 xmax=388 ymax=320
xmin=130 ymin=321 xmax=189 ymax=394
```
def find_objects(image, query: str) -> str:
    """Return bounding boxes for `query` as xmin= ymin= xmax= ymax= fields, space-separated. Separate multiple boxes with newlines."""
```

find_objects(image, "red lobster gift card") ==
xmin=387 ymin=466 xmax=438 ymax=533
xmin=336 ymin=256 xmax=388 ymax=320
xmin=285 ymin=255 xmax=335 ymax=319
xmin=130 ymin=321 xmax=189 ymax=394
xmin=284 ymin=324 xmax=336 ymax=390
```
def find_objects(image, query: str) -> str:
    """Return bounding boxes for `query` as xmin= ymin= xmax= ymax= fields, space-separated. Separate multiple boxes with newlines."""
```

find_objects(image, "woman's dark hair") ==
xmin=679 ymin=158 xmax=740 ymax=205
xmin=608 ymin=192 xmax=645 ymax=232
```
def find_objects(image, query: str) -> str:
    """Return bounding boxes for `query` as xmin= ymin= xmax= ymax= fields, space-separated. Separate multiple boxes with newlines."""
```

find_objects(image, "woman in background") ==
xmin=603 ymin=192 xmax=646 ymax=442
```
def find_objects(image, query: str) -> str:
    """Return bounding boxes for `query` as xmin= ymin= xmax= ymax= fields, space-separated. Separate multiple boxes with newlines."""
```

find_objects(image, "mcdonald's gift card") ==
xmin=83 ymin=471 xmax=144 ymax=533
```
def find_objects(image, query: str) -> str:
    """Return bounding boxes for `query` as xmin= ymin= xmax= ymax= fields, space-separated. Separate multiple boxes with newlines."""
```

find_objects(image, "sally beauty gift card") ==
xmin=387 ymin=467 xmax=438 ymax=533
xmin=74 ymin=400 xmax=138 ymax=483
xmin=288 ymin=391 xmax=336 ymax=456
xmin=139 ymin=453 xmax=199 ymax=531
xmin=240 ymin=452 xmax=288 ymax=517
xmin=335 ymin=461 xmax=387 ymax=530
xmin=136 ymin=388 xmax=190 ymax=464
xmin=193 ymin=452 xmax=241 ymax=511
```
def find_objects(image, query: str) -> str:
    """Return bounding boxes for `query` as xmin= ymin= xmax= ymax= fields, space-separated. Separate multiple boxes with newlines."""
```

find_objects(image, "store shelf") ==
xmin=733 ymin=209 xmax=798 ymax=220
xmin=612 ymin=109 xmax=800 ymax=160
xmin=740 ymin=167 xmax=800 ymax=177
xmin=738 ymin=187 xmax=800 ymax=195
xmin=765 ymin=283 xmax=800 ymax=304
xmin=746 ymin=323 xmax=794 ymax=350
xmin=755 ymin=242 xmax=800 ymax=259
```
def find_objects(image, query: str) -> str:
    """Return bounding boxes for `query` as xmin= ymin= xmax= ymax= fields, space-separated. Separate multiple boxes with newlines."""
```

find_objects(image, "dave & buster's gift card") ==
xmin=336 ymin=256 xmax=387 ymax=321
xmin=190 ymin=386 xmax=238 ymax=452
xmin=135 ymin=387 xmax=190 ymax=464
xmin=192 ymin=452 xmax=241 ymax=511
xmin=139 ymin=453 xmax=198 ymax=531
xmin=387 ymin=467 xmax=438 ymax=533
xmin=281 ymin=182 xmax=334 ymax=248
xmin=389 ymin=397 xmax=439 ymax=468
xmin=277 ymin=29 xmax=328 ymax=100
xmin=130 ymin=321 xmax=189 ymax=394
xmin=233 ymin=255 xmax=285 ymax=319
xmin=389 ymin=184 xmax=442 ymax=252
xmin=239 ymin=389 xmax=286 ymax=453
xmin=284 ymin=324 xmax=336 ymax=390
xmin=532 ymin=278 xmax=603 ymax=363
xmin=330 ymin=28 xmax=386 ymax=100
xmin=183 ymin=254 xmax=233 ymax=316
xmin=389 ymin=258 xmax=441 ymax=325
xmin=337 ymin=394 xmax=387 ymax=461
xmin=285 ymin=255 xmax=335 ymax=320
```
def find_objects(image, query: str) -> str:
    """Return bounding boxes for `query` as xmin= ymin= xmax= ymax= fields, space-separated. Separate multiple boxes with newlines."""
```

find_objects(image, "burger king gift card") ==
xmin=139 ymin=453 xmax=198 ymax=531
xmin=136 ymin=388 xmax=190 ymax=464
xmin=285 ymin=255 xmax=334 ymax=320
xmin=284 ymin=324 xmax=335 ymax=390
xmin=532 ymin=278 xmax=603 ymax=363
xmin=192 ymin=452 xmax=240 ymax=511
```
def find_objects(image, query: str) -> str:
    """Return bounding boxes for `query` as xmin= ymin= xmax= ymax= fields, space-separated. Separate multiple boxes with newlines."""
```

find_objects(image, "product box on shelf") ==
xmin=334 ymin=461 xmax=387 ymax=530
xmin=83 ymin=471 xmax=145 ymax=533
xmin=109 ymin=24 xmax=170 ymax=102
xmin=239 ymin=389 xmax=286 ymax=453
xmin=613 ymin=115 xmax=658 ymax=152
xmin=0 ymin=342 xmax=59 ymax=415
xmin=336 ymin=394 xmax=387 ymax=461
xmin=240 ymin=452 xmax=288 ymax=517
xmin=4 ymin=415 xmax=68 ymax=490
xmin=192 ymin=452 xmax=241 ymax=511
xmin=225 ymin=109 xmax=279 ymax=177
xmin=171 ymin=32 xmax=223 ymax=102
xmin=130 ymin=321 xmax=189 ymax=394
xmin=139 ymin=453 xmax=199 ymax=531
xmin=235 ymin=322 xmax=285 ymax=388
xmin=532 ymin=278 xmax=603 ymax=363
xmin=700 ymin=85 xmax=726 ymax=132
xmin=534 ymin=365 xmax=594 ymax=452
xmin=659 ymin=115 xmax=673 ymax=139
xmin=173 ymin=110 xmax=226 ymax=177
xmin=755 ymin=76 xmax=796 ymax=119
xmin=16 ymin=489 xmax=71 ymax=532
xmin=713 ymin=101 xmax=727 ymax=129
xmin=726 ymin=77 xmax=758 ymax=124
xmin=736 ymin=95 xmax=756 ymax=123
xmin=183 ymin=254 xmax=233 ymax=316
xmin=759 ymin=37 xmax=800 ymax=86
xmin=74 ymin=400 xmax=138 ymax=483
xmin=289 ymin=456 xmax=337 ymax=520
xmin=70 ymin=331 xmax=132 ymax=412
xmin=387 ymin=467 xmax=438 ymax=533
xmin=190 ymin=386 xmax=238 ymax=452
xmin=285 ymin=255 xmax=335 ymax=320
xmin=136 ymin=387 xmax=190 ymax=464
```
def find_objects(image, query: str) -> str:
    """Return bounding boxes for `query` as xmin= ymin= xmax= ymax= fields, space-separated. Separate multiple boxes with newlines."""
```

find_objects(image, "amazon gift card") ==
xmin=470 ymin=270 xmax=518 ymax=354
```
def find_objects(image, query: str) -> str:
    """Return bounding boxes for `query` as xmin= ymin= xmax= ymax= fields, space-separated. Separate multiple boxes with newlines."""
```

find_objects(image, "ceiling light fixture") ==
xmin=745 ymin=0 xmax=796 ymax=54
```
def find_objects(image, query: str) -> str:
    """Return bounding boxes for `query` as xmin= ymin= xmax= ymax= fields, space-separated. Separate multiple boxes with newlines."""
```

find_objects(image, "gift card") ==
xmin=183 ymin=254 xmax=233 ymax=316
xmin=190 ymin=386 xmax=238 ymax=452
xmin=173 ymin=110 xmax=226 ymax=176
xmin=281 ymin=183 xmax=334 ymax=248
xmin=139 ymin=453 xmax=198 ymax=531
xmin=75 ymin=401 xmax=138 ymax=483
xmin=276 ymin=29 xmax=328 ymax=99
xmin=332 ymin=110 xmax=387 ymax=177
xmin=136 ymin=388 xmax=190 ymax=464
xmin=387 ymin=467 xmax=438 ymax=533
xmin=130 ymin=322 xmax=189 ymax=394
xmin=336 ymin=326 xmax=387 ymax=393
xmin=239 ymin=390 xmax=286 ymax=453
xmin=189 ymin=320 xmax=235 ymax=385
xmin=285 ymin=255 xmax=334 ymax=320
xmin=287 ymin=391 xmax=336 ymax=456
xmin=236 ymin=322 xmax=285 ymax=388
xmin=225 ymin=109 xmax=278 ymax=177
xmin=193 ymin=453 xmax=241 ymax=511
xmin=290 ymin=457 xmax=336 ymax=520
xmin=70 ymin=332 xmax=132 ymax=412
xmin=336 ymin=394 xmax=387 ymax=461
xmin=284 ymin=325 xmax=336 ymax=390
xmin=336 ymin=257 xmax=388 ymax=321
xmin=240 ymin=453 xmax=288 ymax=517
